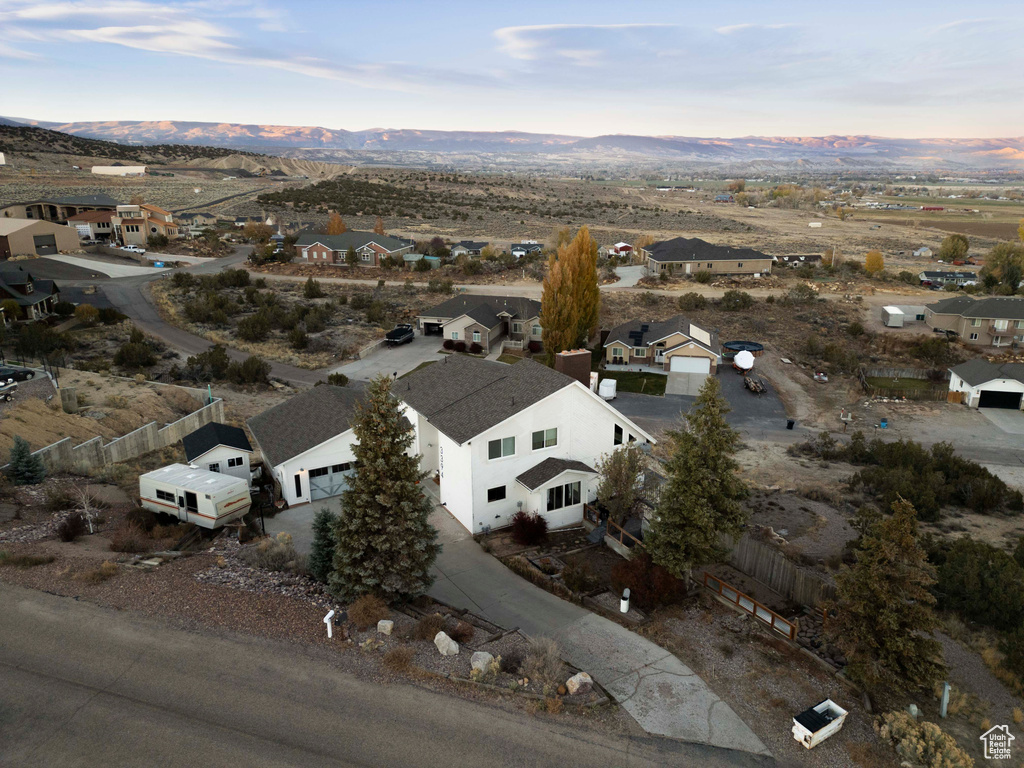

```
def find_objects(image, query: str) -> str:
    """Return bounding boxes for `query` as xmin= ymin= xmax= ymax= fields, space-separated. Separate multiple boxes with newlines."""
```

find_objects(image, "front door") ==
xmin=184 ymin=491 xmax=198 ymax=519
xmin=177 ymin=494 xmax=188 ymax=522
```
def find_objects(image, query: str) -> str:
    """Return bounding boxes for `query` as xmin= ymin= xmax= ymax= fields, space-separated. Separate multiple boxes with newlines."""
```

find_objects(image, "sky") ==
xmin=1 ymin=0 xmax=1022 ymax=138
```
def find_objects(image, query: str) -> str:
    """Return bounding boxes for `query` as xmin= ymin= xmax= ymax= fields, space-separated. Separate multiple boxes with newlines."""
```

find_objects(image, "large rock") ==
xmin=377 ymin=620 xmax=394 ymax=636
xmin=566 ymin=672 xmax=593 ymax=696
xmin=434 ymin=631 xmax=459 ymax=656
xmin=471 ymin=651 xmax=494 ymax=674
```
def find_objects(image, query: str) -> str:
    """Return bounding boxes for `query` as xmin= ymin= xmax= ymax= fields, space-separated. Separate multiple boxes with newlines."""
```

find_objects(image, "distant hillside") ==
xmin=8 ymin=117 xmax=1024 ymax=171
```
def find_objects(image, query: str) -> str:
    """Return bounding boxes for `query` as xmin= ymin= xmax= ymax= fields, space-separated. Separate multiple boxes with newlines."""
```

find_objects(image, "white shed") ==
xmin=139 ymin=464 xmax=251 ymax=528
xmin=881 ymin=306 xmax=905 ymax=327
xmin=182 ymin=422 xmax=254 ymax=485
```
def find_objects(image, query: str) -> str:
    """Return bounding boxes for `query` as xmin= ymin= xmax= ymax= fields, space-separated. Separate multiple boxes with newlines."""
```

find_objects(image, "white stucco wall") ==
xmin=274 ymin=430 xmax=357 ymax=506
xmin=437 ymin=432 xmax=474 ymax=531
xmin=191 ymin=445 xmax=251 ymax=485
xmin=950 ymin=373 xmax=1024 ymax=409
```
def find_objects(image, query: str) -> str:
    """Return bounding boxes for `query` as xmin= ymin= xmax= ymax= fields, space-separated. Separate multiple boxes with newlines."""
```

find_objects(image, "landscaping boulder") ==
xmin=377 ymin=620 xmax=394 ymax=636
xmin=470 ymin=651 xmax=494 ymax=674
xmin=434 ymin=631 xmax=459 ymax=656
xmin=566 ymin=671 xmax=593 ymax=695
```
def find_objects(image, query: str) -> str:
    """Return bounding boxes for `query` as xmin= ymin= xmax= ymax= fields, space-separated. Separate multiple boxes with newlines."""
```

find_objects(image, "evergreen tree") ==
xmin=329 ymin=375 xmax=439 ymax=602
xmin=345 ymin=246 xmax=359 ymax=268
xmin=8 ymin=435 xmax=45 ymax=485
xmin=645 ymin=377 xmax=746 ymax=578
xmin=826 ymin=498 xmax=945 ymax=692
xmin=308 ymin=507 xmax=338 ymax=583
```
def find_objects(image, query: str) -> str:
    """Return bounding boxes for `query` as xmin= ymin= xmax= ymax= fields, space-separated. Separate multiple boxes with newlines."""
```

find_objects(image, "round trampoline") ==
xmin=722 ymin=341 xmax=764 ymax=358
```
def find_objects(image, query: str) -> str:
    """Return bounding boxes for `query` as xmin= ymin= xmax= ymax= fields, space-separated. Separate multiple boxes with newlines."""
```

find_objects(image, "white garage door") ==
xmin=309 ymin=462 xmax=353 ymax=501
xmin=669 ymin=356 xmax=711 ymax=374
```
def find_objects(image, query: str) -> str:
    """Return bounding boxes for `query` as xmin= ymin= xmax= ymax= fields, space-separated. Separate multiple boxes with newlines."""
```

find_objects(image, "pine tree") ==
xmin=326 ymin=212 xmax=347 ymax=235
xmin=7 ymin=435 xmax=45 ymax=485
xmin=826 ymin=498 xmax=945 ymax=692
xmin=308 ymin=507 xmax=338 ymax=583
xmin=645 ymin=377 xmax=746 ymax=578
xmin=329 ymin=375 xmax=439 ymax=602
xmin=373 ymin=216 xmax=386 ymax=236
xmin=345 ymin=246 xmax=359 ymax=268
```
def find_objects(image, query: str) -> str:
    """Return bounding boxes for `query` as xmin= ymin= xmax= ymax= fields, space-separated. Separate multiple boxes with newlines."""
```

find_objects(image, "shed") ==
xmin=139 ymin=464 xmax=251 ymax=529
xmin=182 ymin=422 xmax=254 ymax=485
xmin=881 ymin=306 xmax=905 ymax=328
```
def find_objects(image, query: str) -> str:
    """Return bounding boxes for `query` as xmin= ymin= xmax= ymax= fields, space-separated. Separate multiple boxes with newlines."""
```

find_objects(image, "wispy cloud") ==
xmin=494 ymin=23 xmax=675 ymax=61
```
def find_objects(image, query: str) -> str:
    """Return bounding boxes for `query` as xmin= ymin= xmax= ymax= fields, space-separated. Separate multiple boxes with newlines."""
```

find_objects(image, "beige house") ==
xmin=418 ymin=295 xmax=542 ymax=350
xmin=925 ymin=295 xmax=1024 ymax=348
xmin=0 ymin=193 xmax=119 ymax=224
xmin=113 ymin=204 xmax=181 ymax=247
xmin=641 ymin=237 xmax=775 ymax=277
xmin=67 ymin=210 xmax=115 ymax=242
xmin=0 ymin=219 xmax=80 ymax=259
xmin=603 ymin=315 xmax=721 ymax=374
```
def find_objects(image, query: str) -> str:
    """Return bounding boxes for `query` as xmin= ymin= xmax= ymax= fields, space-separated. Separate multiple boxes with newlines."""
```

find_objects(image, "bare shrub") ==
xmin=509 ymin=510 xmax=548 ymax=546
xmin=349 ymin=594 xmax=389 ymax=630
xmin=448 ymin=619 xmax=474 ymax=644
xmin=383 ymin=646 xmax=416 ymax=673
xmin=44 ymin=483 xmax=75 ymax=512
xmin=109 ymin=523 xmax=149 ymax=553
xmin=56 ymin=512 xmax=88 ymax=543
xmin=561 ymin=559 xmax=594 ymax=593
xmin=500 ymin=651 xmax=522 ymax=674
xmin=413 ymin=613 xmax=445 ymax=641
xmin=238 ymin=532 xmax=306 ymax=574
xmin=125 ymin=506 xmax=158 ymax=532
xmin=74 ymin=561 xmax=119 ymax=584
xmin=0 ymin=552 xmax=55 ymax=568
xmin=522 ymin=637 xmax=564 ymax=687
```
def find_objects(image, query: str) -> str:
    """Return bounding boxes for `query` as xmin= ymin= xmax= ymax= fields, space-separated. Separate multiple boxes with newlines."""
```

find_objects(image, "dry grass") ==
xmin=109 ymin=523 xmax=150 ymax=554
xmin=522 ymin=637 xmax=564 ymax=688
xmin=0 ymin=552 xmax=56 ymax=568
xmin=348 ymin=594 xmax=389 ymax=631
xmin=413 ymin=613 xmax=446 ymax=641
xmin=545 ymin=697 xmax=564 ymax=715
xmin=74 ymin=561 xmax=119 ymax=583
xmin=448 ymin=619 xmax=474 ymax=644
xmin=382 ymin=646 xmax=416 ymax=673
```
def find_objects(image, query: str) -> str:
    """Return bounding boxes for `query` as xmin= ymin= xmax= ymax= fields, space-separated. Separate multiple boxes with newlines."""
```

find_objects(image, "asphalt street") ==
xmin=0 ymin=583 xmax=758 ymax=768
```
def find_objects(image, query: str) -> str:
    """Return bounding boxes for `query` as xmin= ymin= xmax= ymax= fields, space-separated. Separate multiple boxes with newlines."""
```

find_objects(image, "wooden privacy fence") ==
xmin=702 ymin=572 xmax=797 ymax=640
xmin=728 ymin=535 xmax=836 ymax=608
xmin=862 ymin=366 xmax=950 ymax=381
xmin=859 ymin=366 xmax=951 ymax=402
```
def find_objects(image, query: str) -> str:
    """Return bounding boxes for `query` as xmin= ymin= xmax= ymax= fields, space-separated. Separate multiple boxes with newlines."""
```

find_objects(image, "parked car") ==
xmin=121 ymin=245 xmax=147 ymax=254
xmin=0 ymin=367 xmax=35 ymax=383
xmin=385 ymin=324 xmax=415 ymax=346
xmin=0 ymin=382 xmax=17 ymax=401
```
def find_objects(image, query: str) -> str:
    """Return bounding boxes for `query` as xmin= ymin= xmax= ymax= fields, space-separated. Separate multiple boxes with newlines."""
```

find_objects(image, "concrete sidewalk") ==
xmin=427 ymin=499 xmax=770 ymax=757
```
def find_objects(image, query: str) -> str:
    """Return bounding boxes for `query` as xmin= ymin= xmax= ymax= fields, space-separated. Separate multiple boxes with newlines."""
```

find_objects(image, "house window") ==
xmin=634 ymin=347 xmax=647 ymax=358
xmin=209 ymin=463 xmax=220 ymax=473
xmin=614 ymin=425 xmax=623 ymax=445
xmin=1016 ymin=320 xmax=1024 ymax=329
xmin=995 ymin=320 xmax=1009 ymax=331
xmin=361 ymin=253 xmax=371 ymax=262
xmin=969 ymin=333 xmax=979 ymax=340
xmin=970 ymin=319 xmax=982 ymax=327
xmin=227 ymin=457 xmax=243 ymax=468
xmin=737 ymin=263 xmax=743 ymax=268
xmin=547 ymin=481 xmax=581 ymax=511
xmin=487 ymin=486 xmax=506 ymax=503
xmin=707 ymin=263 xmax=713 ymax=268
xmin=531 ymin=324 xmax=542 ymax=336
xmin=294 ymin=475 xmax=302 ymax=497
xmin=156 ymin=489 xmax=175 ymax=502
xmin=473 ymin=331 xmax=481 ymax=342
xmin=512 ymin=322 xmax=523 ymax=333
xmin=451 ymin=332 xmax=459 ymax=340
xmin=488 ymin=436 xmax=515 ymax=460
xmin=532 ymin=428 xmax=557 ymax=450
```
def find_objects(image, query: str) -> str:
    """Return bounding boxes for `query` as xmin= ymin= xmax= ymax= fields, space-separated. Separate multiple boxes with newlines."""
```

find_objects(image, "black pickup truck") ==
xmin=385 ymin=324 xmax=415 ymax=346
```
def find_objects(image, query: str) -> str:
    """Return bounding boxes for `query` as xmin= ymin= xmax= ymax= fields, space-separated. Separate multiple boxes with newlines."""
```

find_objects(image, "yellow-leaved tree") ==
xmin=373 ymin=216 xmax=386 ymax=236
xmin=327 ymin=213 xmax=347 ymax=235
xmin=865 ymin=250 xmax=884 ymax=275
xmin=540 ymin=226 xmax=600 ymax=360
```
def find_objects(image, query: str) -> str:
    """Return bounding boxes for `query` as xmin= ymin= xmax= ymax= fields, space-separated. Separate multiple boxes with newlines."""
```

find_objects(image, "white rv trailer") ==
xmin=139 ymin=464 xmax=251 ymax=529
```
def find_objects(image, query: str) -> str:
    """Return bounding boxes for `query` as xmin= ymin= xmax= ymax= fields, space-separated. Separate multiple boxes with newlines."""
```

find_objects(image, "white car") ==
xmin=121 ymin=245 xmax=147 ymax=254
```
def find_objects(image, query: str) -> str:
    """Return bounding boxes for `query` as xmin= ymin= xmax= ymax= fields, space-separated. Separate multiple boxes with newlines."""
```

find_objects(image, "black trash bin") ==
xmin=786 ymin=419 xmax=795 ymax=430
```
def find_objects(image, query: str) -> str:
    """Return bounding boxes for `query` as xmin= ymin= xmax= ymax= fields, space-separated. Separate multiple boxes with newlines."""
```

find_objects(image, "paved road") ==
xmin=0 ymin=583 xmax=758 ymax=768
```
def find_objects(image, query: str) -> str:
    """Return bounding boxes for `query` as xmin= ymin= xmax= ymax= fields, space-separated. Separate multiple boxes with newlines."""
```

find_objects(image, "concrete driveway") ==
xmin=50 ymin=254 xmax=171 ymax=278
xmin=611 ymin=265 xmax=646 ymax=288
xmin=329 ymin=334 xmax=443 ymax=381
xmin=979 ymin=407 xmax=1024 ymax=435
xmin=666 ymin=372 xmax=705 ymax=396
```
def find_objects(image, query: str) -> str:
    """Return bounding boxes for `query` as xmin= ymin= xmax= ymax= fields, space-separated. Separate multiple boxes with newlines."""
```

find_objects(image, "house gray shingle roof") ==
xmin=398 ymin=355 xmax=573 ymax=444
xmin=951 ymin=359 xmax=1024 ymax=387
xmin=454 ymin=240 xmax=488 ymax=251
xmin=247 ymin=385 xmax=364 ymax=468
xmin=419 ymin=295 xmax=541 ymax=324
xmin=927 ymin=295 xmax=1024 ymax=320
xmin=604 ymin=314 xmax=719 ymax=354
xmin=516 ymin=458 xmax=597 ymax=491
xmin=182 ymin=422 xmax=252 ymax=463
xmin=920 ymin=271 xmax=976 ymax=280
xmin=0 ymin=266 xmax=59 ymax=306
xmin=295 ymin=230 xmax=411 ymax=253
xmin=643 ymin=237 xmax=773 ymax=264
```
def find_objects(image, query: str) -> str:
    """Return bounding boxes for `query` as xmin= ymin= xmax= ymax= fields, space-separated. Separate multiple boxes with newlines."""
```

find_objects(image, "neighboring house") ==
xmin=714 ymin=194 xmax=734 ymax=203
xmin=641 ymin=237 xmax=775 ymax=276
xmin=295 ymin=230 xmax=415 ymax=267
xmin=779 ymin=253 xmax=823 ymax=268
xmin=0 ymin=194 xmax=119 ymax=224
xmin=112 ymin=204 xmax=181 ymax=247
xmin=398 ymin=355 xmax=655 ymax=533
xmin=948 ymin=359 xmax=1024 ymax=410
xmin=91 ymin=165 xmax=146 ymax=176
xmin=926 ymin=296 xmax=1024 ymax=347
xmin=178 ymin=212 xmax=218 ymax=233
xmin=599 ymin=242 xmax=634 ymax=259
xmin=0 ymin=219 xmax=80 ymax=259
xmin=919 ymin=270 xmax=977 ymax=286
xmin=416 ymin=295 xmax=542 ymax=349
xmin=234 ymin=216 xmax=262 ymax=228
xmin=183 ymin=422 xmax=254 ymax=484
xmin=247 ymin=385 xmax=365 ymax=506
xmin=913 ymin=246 xmax=933 ymax=259
xmin=66 ymin=210 xmax=115 ymax=242
xmin=451 ymin=240 xmax=489 ymax=257
xmin=510 ymin=242 xmax=543 ymax=259
xmin=0 ymin=265 xmax=61 ymax=319
xmin=403 ymin=253 xmax=442 ymax=269
xmin=603 ymin=315 xmax=721 ymax=376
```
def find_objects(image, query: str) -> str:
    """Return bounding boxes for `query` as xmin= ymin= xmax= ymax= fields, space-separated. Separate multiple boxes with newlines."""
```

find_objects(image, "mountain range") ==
xmin=7 ymin=117 xmax=1024 ymax=170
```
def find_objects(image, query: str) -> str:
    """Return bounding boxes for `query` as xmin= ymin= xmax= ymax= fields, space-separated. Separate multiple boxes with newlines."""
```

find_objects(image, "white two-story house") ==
xmin=397 ymin=355 xmax=655 ymax=533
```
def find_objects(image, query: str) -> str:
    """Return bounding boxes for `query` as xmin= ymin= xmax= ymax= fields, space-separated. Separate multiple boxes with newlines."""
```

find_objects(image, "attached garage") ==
xmin=978 ymin=390 xmax=1023 ymax=410
xmin=669 ymin=356 xmax=711 ymax=374
xmin=0 ymin=218 xmax=80 ymax=259
xmin=309 ymin=462 xmax=354 ymax=500
xmin=422 ymin=321 xmax=443 ymax=336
